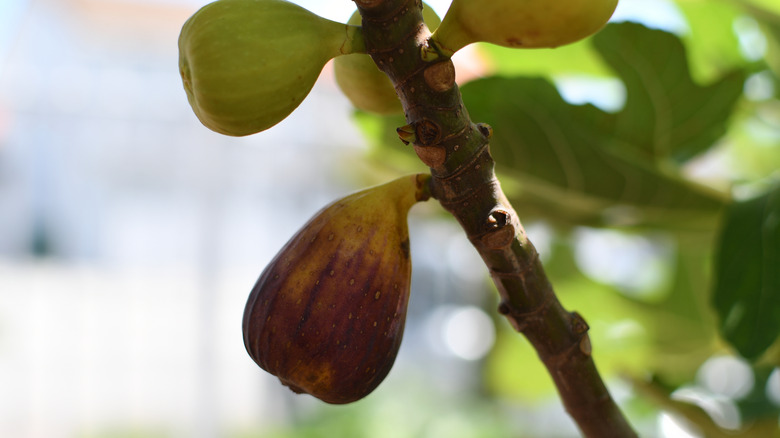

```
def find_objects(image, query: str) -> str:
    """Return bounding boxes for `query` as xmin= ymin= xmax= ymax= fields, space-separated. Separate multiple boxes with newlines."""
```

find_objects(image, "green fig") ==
xmin=178 ymin=0 xmax=364 ymax=136
xmin=242 ymin=174 xmax=430 ymax=404
xmin=429 ymin=0 xmax=618 ymax=55
xmin=333 ymin=4 xmax=441 ymax=115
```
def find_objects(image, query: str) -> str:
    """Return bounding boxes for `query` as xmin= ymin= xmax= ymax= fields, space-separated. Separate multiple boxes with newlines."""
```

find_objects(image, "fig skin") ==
xmin=432 ymin=0 xmax=618 ymax=54
xmin=178 ymin=0 xmax=362 ymax=136
xmin=243 ymin=174 xmax=430 ymax=404
xmin=334 ymin=4 xmax=441 ymax=115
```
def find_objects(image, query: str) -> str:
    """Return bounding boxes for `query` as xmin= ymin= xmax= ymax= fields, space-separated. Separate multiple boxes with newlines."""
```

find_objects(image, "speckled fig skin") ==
xmin=432 ymin=0 xmax=618 ymax=53
xmin=242 ymin=174 xmax=430 ymax=404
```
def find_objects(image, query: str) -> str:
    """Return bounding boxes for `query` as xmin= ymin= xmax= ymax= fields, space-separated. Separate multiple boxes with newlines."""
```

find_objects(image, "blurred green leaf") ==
xmin=676 ymin=0 xmax=746 ymax=81
xmin=592 ymin=22 xmax=746 ymax=163
xmin=739 ymin=0 xmax=780 ymax=14
xmin=460 ymin=75 xmax=727 ymax=229
xmin=738 ymin=366 xmax=780 ymax=423
xmin=737 ymin=0 xmax=780 ymax=79
xmin=637 ymin=234 xmax=720 ymax=383
xmin=712 ymin=185 xmax=780 ymax=360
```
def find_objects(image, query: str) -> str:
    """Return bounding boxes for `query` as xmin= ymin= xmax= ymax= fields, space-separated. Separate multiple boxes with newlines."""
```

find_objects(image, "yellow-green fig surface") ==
xmin=242 ymin=174 xmax=430 ymax=404
xmin=432 ymin=0 xmax=618 ymax=54
xmin=334 ymin=4 xmax=441 ymax=115
xmin=178 ymin=0 xmax=363 ymax=136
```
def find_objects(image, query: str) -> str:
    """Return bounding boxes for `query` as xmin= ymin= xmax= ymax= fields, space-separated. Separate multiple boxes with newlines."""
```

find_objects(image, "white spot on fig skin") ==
xmin=328 ymin=233 xmax=334 ymax=241
xmin=349 ymin=278 xmax=355 ymax=285
xmin=375 ymin=291 xmax=381 ymax=300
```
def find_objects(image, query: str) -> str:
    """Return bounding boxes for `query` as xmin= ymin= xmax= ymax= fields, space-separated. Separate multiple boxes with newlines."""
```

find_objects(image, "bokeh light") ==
xmin=696 ymin=355 xmax=754 ymax=400
xmin=659 ymin=412 xmax=702 ymax=438
xmin=573 ymin=227 xmax=674 ymax=299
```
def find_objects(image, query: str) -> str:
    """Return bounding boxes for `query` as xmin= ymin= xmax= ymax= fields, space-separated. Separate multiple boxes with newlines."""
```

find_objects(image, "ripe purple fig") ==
xmin=243 ymin=174 xmax=430 ymax=403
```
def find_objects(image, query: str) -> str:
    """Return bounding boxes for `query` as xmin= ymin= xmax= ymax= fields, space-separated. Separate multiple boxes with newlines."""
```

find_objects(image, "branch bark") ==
xmin=353 ymin=0 xmax=637 ymax=436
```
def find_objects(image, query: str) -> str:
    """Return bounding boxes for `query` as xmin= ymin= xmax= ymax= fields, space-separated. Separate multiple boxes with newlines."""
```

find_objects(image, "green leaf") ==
xmin=460 ymin=76 xmax=727 ymax=229
xmin=675 ymin=0 xmax=747 ymax=82
xmin=592 ymin=22 xmax=746 ymax=163
xmin=739 ymin=1 xmax=780 ymax=80
xmin=712 ymin=185 xmax=780 ymax=360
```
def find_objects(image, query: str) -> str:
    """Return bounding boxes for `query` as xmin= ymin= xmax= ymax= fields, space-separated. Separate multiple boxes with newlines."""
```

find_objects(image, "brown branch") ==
xmin=353 ymin=0 xmax=637 ymax=436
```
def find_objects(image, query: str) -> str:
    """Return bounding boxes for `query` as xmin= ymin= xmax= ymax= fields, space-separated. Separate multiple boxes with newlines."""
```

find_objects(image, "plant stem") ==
xmin=353 ymin=0 xmax=637 ymax=436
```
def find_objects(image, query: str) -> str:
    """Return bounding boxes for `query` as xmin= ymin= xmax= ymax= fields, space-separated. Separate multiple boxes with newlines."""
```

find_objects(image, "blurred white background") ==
xmin=0 ymin=1 xmax=503 ymax=437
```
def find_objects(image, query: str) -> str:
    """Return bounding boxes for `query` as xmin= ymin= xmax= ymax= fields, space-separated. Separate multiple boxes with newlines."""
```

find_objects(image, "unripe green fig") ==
xmin=178 ymin=0 xmax=364 ymax=136
xmin=242 ymin=174 xmax=430 ymax=404
xmin=333 ymin=4 xmax=441 ymax=115
xmin=430 ymin=0 xmax=618 ymax=55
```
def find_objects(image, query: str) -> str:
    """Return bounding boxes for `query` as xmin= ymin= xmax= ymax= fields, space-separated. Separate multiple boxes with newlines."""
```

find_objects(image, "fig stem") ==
xmin=415 ymin=173 xmax=433 ymax=202
xmin=341 ymin=24 xmax=367 ymax=55
xmin=421 ymin=34 xmax=455 ymax=61
xmin=354 ymin=1 xmax=638 ymax=437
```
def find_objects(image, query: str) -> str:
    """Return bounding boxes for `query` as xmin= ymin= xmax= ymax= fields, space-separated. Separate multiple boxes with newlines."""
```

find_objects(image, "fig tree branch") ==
xmin=353 ymin=0 xmax=637 ymax=436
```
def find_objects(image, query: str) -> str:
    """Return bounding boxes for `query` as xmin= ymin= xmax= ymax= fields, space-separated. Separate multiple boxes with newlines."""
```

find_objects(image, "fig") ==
xmin=178 ymin=0 xmax=364 ymax=136
xmin=430 ymin=0 xmax=618 ymax=54
xmin=333 ymin=4 xmax=441 ymax=114
xmin=242 ymin=174 xmax=430 ymax=404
